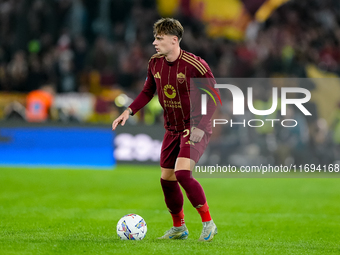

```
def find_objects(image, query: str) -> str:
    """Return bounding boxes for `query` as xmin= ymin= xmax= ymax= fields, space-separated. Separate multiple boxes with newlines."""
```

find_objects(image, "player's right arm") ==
xmin=111 ymin=61 xmax=156 ymax=130
xmin=128 ymin=62 xmax=156 ymax=115
xmin=111 ymin=107 xmax=132 ymax=130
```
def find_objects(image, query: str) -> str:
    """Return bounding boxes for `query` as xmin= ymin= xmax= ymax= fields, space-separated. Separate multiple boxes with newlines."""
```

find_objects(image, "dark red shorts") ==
xmin=160 ymin=128 xmax=211 ymax=169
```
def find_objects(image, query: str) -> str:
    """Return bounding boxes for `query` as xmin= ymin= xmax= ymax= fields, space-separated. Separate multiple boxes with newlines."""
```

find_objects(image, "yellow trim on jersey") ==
xmin=183 ymin=53 xmax=207 ymax=73
xmin=151 ymin=53 xmax=164 ymax=59
xmin=149 ymin=53 xmax=164 ymax=62
xmin=182 ymin=55 xmax=206 ymax=75
xmin=179 ymin=50 xmax=184 ymax=60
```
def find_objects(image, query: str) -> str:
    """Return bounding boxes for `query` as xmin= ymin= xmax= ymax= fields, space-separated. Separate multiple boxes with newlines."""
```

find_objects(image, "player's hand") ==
xmin=112 ymin=109 xmax=130 ymax=130
xmin=190 ymin=127 xmax=204 ymax=143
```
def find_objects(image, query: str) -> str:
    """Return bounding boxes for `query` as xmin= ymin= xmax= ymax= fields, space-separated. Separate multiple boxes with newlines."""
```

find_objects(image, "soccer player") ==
xmin=112 ymin=18 xmax=218 ymax=241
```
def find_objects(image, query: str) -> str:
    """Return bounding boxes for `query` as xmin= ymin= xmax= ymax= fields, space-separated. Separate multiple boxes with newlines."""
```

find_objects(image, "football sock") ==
xmin=175 ymin=170 xmax=211 ymax=222
xmin=160 ymin=178 xmax=185 ymax=227
xmin=171 ymin=209 xmax=185 ymax=227
xmin=196 ymin=202 xmax=212 ymax=222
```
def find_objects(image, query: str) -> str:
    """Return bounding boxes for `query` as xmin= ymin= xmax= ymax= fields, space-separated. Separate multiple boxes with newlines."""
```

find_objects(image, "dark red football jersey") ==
xmin=129 ymin=49 xmax=217 ymax=134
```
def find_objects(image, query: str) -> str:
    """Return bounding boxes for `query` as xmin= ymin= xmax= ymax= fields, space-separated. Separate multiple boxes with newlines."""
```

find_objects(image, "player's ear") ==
xmin=172 ymin=36 xmax=178 ymax=44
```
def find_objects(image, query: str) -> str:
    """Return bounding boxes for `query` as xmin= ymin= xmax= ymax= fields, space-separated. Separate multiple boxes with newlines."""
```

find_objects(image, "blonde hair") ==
xmin=153 ymin=18 xmax=184 ymax=42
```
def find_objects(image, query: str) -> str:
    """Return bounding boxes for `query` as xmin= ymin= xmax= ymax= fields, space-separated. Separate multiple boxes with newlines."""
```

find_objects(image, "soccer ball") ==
xmin=116 ymin=214 xmax=147 ymax=240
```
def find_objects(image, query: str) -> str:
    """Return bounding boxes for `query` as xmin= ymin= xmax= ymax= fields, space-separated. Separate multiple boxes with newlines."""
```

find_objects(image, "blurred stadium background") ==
xmin=1 ymin=0 xmax=340 ymax=167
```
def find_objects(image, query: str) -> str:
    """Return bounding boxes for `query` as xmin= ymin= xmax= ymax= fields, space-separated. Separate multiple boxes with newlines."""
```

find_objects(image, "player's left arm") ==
xmin=190 ymin=61 xmax=219 ymax=143
xmin=190 ymin=126 xmax=206 ymax=143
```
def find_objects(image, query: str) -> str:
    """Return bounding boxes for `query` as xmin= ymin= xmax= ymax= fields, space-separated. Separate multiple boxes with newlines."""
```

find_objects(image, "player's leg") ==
xmin=175 ymin=157 xmax=212 ymax=223
xmin=160 ymin=167 xmax=184 ymax=227
xmin=158 ymin=132 xmax=188 ymax=239
xmin=174 ymin=132 xmax=217 ymax=241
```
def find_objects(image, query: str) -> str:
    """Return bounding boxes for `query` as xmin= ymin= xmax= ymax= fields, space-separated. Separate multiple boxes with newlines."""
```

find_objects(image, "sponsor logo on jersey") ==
xmin=154 ymin=72 xmax=161 ymax=79
xmin=177 ymin=72 xmax=185 ymax=84
xmin=164 ymin=84 xmax=176 ymax=99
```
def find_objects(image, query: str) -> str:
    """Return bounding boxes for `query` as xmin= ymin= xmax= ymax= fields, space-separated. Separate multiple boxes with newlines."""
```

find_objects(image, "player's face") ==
xmin=152 ymin=34 xmax=177 ymax=55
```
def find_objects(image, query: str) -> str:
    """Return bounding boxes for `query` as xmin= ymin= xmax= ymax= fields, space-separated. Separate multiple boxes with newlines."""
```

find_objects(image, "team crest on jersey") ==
xmin=177 ymin=72 xmax=185 ymax=84
xmin=164 ymin=84 xmax=176 ymax=99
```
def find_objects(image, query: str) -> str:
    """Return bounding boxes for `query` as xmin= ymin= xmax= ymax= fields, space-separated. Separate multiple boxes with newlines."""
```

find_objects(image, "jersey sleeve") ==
xmin=195 ymin=60 xmax=219 ymax=131
xmin=128 ymin=62 xmax=156 ymax=115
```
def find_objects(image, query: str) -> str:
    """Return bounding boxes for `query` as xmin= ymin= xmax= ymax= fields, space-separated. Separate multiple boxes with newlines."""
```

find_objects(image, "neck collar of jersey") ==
xmin=165 ymin=49 xmax=183 ymax=66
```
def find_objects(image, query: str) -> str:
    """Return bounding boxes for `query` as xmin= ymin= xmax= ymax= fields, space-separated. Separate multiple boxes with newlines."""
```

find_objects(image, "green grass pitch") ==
xmin=0 ymin=165 xmax=339 ymax=255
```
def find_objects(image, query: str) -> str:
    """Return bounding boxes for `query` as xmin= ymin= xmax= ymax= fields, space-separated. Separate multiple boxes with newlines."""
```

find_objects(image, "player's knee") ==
xmin=175 ymin=157 xmax=195 ymax=171
xmin=174 ymin=169 xmax=192 ymax=184
xmin=161 ymin=173 xmax=176 ymax=181
xmin=161 ymin=168 xmax=176 ymax=181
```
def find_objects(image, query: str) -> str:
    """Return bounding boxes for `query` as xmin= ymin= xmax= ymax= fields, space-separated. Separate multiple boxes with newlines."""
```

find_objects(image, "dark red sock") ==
xmin=175 ymin=170 xmax=211 ymax=222
xmin=196 ymin=202 xmax=212 ymax=222
xmin=160 ymin=178 xmax=185 ymax=226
